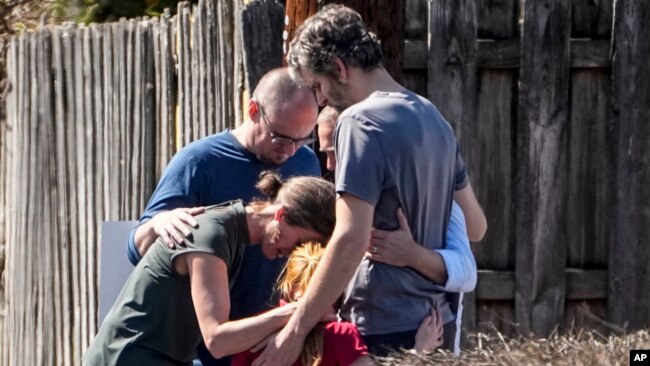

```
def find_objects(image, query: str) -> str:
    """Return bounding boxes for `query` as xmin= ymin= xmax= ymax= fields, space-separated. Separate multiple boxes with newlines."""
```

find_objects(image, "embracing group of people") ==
xmin=84 ymin=4 xmax=487 ymax=366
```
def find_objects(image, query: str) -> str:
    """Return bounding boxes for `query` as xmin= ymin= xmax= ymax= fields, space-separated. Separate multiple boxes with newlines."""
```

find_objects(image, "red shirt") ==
xmin=231 ymin=321 xmax=369 ymax=366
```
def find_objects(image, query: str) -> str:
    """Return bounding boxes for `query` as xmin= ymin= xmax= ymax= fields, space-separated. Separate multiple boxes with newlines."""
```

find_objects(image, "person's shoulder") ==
xmin=182 ymin=130 xmax=231 ymax=152
xmin=172 ymin=130 xmax=239 ymax=163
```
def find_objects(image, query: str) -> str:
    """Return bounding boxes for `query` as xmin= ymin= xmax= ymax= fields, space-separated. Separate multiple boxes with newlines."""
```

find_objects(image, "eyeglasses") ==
xmin=257 ymin=102 xmax=316 ymax=147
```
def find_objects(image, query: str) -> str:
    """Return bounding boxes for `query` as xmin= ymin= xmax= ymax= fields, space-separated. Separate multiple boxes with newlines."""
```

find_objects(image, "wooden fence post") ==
xmin=241 ymin=0 xmax=285 ymax=91
xmin=283 ymin=0 xmax=319 ymax=61
xmin=608 ymin=0 xmax=650 ymax=330
xmin=428 ymin=0 xmax=477 ymax=145
xmin=515 ymin=0 xmax=571 ymax=336
xmin=427 ymin=0 xmax=478 ymax=339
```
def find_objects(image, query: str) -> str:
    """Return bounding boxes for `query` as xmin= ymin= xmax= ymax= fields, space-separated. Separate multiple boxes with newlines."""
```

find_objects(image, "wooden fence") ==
xmin=402 ymin=0 xmax=649 ymax=339
xmin=0 ymin=1 xmax=244 ymax=364
xmin=1 ymin=0 xmax=649 ymax=364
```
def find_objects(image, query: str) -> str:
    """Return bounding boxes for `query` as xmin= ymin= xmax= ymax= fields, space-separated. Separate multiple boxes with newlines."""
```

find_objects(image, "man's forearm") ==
xmin=284 ymin=195 xmax=373 ymax=336
xmin=409 ymin=246 xmax=448 ymax=285
xmin=133 ymin=221 xmax=158 ymax=257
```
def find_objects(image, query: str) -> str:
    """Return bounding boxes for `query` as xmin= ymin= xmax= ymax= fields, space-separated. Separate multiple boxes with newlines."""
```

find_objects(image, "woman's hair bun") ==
xmin=256 ymin=171 xmax=283 ymax=200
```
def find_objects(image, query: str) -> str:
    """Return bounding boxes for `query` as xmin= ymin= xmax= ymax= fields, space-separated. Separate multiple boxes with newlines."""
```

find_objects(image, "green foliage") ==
xmin=53 ymin=0 xmax=199 ymax=24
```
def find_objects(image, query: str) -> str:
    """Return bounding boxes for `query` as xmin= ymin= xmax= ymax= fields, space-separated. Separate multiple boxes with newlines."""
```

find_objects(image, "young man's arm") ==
xmin=367 ymin=202 xmax=476 ymax=292
xmin=453 ymin=182 xmax=487 ymax=242
xmin=252 ymin=194 xmax=374 ymax=366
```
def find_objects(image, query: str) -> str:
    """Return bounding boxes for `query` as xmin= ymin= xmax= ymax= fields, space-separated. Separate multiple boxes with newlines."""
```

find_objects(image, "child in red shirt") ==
xmin=232 ymin=242 xmax=443 ymax=366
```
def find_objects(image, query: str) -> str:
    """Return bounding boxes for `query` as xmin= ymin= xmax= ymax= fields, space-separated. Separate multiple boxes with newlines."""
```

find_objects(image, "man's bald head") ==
xmin=253 ymin=67 xmax=316 ymax=116
xmin=245 ymin=67 xmax=319 ymax=165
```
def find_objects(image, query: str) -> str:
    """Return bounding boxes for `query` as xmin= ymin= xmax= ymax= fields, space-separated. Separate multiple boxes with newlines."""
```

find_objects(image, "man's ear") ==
xmin=248 ymin=98 xmax=260 ymax=122
xmin=274 ymin=206 xmax=287 ymax=221
xmin=333 ymin=57 xmax=348 ymax=83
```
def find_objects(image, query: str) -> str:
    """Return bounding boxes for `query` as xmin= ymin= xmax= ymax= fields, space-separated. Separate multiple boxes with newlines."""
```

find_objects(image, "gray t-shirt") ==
xmin=335 ymin=90 xmax=468 ymax=335
xmin=84 ymin=201 xmax=249 ymax=365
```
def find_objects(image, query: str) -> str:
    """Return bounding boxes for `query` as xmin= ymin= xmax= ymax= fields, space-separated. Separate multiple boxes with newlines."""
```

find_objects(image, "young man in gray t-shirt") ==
xmin=254 ymin=5 xmax=485 ymax=364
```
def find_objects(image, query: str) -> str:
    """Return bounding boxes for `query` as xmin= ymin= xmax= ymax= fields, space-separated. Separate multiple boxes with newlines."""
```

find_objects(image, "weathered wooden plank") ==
xmin=232 ymin=0 xmax=245 ymax=127
xmin=571 ymin=39 xmax=611 ymax=67
xmin=140 ymin=21 xmax=156 ymax=212
xmin=2 ymin=36 xmax=17 ymax=366
xmin=79 ymin=24 xmax=93 ymax=353
xmin=195 ymin=3 xmax=207 ymax=139
xmin=11 ymin=33 xmax=32 ymax=366
xmin=476 ymin=270 xmax=516 ymax=301
xmin=283 ymin=0 xmax=319 ymax=58
xmin=208 ymin=0 xmax=224 ymax=131
xmin=572 ymin=0 xmax=613 ymax=38
xmin=402 ymin=69 xmax=427 ymax=96
xmin=323 ymin=0 xmax=405 ymax=82
xmin=516 ymin=0 xmax=571 ymax=336
xmin=26 ymin=30 xmax=38 ymax=366
xmin=475 ymin=269 xmax=607 ymax=301
xmin=461 ymin=290 xmax=476 ymax=336
xmin=478 ymin=0 xmax=517 ymax=39
xmin=609 ymin=0 xmax=650 ymax=331
xmin=37 ymin=24 xmax=56 ymax=365
xmin=103 ymin=24 xmax=116 ymax=220
xmin=132 ymin=20 xmax=144 ymax=220
xmin=241 ymin=0 xmax=285 ymax=91
xmin=477 ymin=40 xmax=519 ymax=69
xmin=470 ymin=69 xmax=514 ymax=270
xmin=61 ymin=22 xmax=79 ymax=365
xmin=567 ymin=69 xmax=611 ymax=268
xmin=178 ymin=2 xmax=191 ymax=145
xmin=566 ymin=269 xmax=607 ymax=300
xmin=158 ymin=10 xmax=175 ymax=171
xmin=428 ymin=0 xmax=477 ymax=143
xmin=406 ymin=39 xmax=611 ymax=69
xmin=114 ymin=20 xmax=128 ymax=218
xmin=191 ymin=6 xmax=201 ymax=141
xmin=125 ymin=20 xmax=138 ymax=219
xmin=217 ymin=1 xmax=236 ymax=131
xmin=51 ymin=26 xmax=73 ymax=366
xmin=203 ymin=3 xmax=217 ymax=135
xmin=475 ymin=300 xmax=517 ymax=337
xmin=88 ymin=24 xmax=104 ymax=342
xmin=0 ymin=38 xmax=7 ymax=365
xmin=405 ymin=0 xmax=427 ymax=40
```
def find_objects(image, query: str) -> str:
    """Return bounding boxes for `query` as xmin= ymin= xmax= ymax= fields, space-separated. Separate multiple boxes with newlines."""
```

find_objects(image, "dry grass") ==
xmin=375 ymin=328 xmax=650 ymax=366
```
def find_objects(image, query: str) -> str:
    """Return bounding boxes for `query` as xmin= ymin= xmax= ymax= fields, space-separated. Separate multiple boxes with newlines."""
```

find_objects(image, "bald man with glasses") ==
xmin=125 ymin=67 xmax=321 ymax=366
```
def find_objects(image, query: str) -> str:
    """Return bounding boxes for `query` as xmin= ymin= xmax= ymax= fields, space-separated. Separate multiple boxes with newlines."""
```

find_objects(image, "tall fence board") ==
xmin=608 ymin=0 xmax=650 ymax=331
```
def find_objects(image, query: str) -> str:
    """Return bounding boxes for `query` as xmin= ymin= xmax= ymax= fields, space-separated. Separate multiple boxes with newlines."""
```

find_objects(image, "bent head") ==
xmin=276 ymin=241 xmax=326 ymax=302
xmin=287 ymin=4 xmax=382 ymax=110
xmin=252 ymin=172 xmax=335 ymax=259
xmin=316 ymin=106 xmax=338 ymax=172
xmin=249 ymin=68 xmax=318 ymax=165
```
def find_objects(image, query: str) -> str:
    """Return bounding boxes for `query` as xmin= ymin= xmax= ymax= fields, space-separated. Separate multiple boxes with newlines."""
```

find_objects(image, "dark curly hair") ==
xmin=287 ymin=4 xmax=383 ymax=78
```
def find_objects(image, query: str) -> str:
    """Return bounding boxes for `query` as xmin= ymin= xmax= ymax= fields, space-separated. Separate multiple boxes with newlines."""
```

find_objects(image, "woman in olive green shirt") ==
xmin=84 ymin=172 xmax=336 ymax=365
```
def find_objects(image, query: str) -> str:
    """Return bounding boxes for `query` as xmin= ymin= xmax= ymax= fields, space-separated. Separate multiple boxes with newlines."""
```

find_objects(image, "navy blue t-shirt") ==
xmin=126 ymin=130 xmax=320 ymax=320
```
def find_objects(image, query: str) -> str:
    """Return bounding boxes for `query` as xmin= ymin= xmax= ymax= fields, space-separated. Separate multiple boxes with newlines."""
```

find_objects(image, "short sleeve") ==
xmin=334 ymin=115 xmax=385 ymax=205
xmin=170 ymin=212 xmax=234 ymax=271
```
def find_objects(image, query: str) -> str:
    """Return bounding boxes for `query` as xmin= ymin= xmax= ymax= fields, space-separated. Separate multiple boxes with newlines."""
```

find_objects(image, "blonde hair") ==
xmin=277 ymin=241 xmax=327 ymax=366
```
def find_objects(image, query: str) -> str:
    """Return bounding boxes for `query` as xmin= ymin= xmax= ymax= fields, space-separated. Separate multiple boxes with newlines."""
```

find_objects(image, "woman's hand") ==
xmin=414 ymin=309 xmax=444 ymax=353
xmin=366 ymin=208 xmax=418 ymax=267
